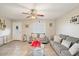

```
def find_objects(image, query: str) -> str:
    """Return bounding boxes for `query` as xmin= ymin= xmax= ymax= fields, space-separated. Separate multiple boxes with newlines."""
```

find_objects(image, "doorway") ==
xmin=12 ymin=22 xmax=22 ymax=41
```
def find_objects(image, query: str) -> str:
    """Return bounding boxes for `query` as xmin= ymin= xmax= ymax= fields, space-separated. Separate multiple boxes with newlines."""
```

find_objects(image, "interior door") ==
xmin=13 ymin=22 xmax=22 ymax=41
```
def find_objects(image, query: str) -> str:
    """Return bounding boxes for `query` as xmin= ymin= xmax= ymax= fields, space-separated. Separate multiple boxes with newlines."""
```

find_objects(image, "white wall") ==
xmin=55 ymin=7 xmax=79 ymax=38
xmin=0 ymin=19 xmax=12 ymax=43
xmin=12 ymin=19 xmax=56 ymax=41
xmin=5 ymin=19 xmax=12 ymax=42
xmin=45 ymin=20 xmax=56 ymax=39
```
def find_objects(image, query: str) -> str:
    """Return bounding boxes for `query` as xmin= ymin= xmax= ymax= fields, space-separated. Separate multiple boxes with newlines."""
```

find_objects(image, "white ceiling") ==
xmin=0 ymin=3 xmax=79 ymax=21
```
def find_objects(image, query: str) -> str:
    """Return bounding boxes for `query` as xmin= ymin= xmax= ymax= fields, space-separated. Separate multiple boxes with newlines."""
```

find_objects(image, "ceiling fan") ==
xmin=22 ymin=8 xmax=44 ymax=19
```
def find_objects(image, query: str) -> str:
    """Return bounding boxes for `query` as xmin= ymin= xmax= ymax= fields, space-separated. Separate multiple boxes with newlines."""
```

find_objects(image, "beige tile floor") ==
xmin=0 ymin=41 xmax=57 ymax=56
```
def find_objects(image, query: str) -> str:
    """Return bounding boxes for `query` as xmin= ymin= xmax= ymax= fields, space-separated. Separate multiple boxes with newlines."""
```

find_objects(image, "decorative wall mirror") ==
xmin=0 ymin=19 xmax=6 ymax=30
xmin=49 ymin=23 xmax=52 ymax=27
xmin=25 ymin=24 xmax=29 ymax=28
xmin=16 ymin=26 xmax=19 ymax=30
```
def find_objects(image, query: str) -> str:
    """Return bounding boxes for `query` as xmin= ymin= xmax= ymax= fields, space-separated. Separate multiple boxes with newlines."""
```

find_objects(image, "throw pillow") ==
xmin=31 ymin=33 xmax=37 ymax=38
xmin=61 ymin=40 xmax=71 ymax=48
xmin=54 ymin=35 xmax=62 ymax=43
xmin=69 ymin=43 xmax=79 ymax=55
xmin=40 ymin=34 xmax=45 ymax=38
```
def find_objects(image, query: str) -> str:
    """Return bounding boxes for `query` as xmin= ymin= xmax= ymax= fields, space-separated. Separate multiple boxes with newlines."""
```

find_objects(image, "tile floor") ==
xmin=0 ymin=41 xmax=57 ymax=56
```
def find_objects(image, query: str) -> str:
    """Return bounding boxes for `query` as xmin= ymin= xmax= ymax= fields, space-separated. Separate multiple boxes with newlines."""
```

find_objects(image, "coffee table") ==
xmin=31 ymin=44 xmax=45 ymax=56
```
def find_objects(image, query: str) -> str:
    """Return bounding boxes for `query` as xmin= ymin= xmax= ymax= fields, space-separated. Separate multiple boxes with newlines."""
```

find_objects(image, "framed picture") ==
xmin=49 ymin=23 xmax=52 ymax=27
xmin=25 ymin=25 xmax=29 ymax=28
xmin=16 ymin=26 xmax=19 ymax=30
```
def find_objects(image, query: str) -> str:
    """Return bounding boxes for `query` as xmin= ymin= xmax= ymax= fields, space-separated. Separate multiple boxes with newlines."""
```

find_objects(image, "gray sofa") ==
xmin=41 ymin=36 xmax=49 ymax=44
xmin=28 ymin=33 xmax=49 ymax=44
xmin=29 ymin=36 xmax=49 ymax=44
xmin=50 ymin=34 xmax=79 ymax=56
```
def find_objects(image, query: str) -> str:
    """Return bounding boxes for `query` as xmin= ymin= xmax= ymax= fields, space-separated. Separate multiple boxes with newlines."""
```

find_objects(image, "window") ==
xmin=31 ymin=21 xmax=46 ymax=33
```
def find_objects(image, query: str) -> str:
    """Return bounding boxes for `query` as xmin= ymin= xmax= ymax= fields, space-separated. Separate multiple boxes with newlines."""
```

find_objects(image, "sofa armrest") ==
xmin=74 ymin=52 xmax=79 ymax=56
xmin=60 ymin=50 xmax=72 ymax=56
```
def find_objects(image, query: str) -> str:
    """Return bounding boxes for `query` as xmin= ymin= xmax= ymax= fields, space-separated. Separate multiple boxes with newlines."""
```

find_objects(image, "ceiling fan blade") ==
xmin=22 ymin=12 xmax=29 ymax=14
xmin=37 ymin=14 xmax=44 ymax=17
xmin=26 ymin=16 xmax=31 ymax=18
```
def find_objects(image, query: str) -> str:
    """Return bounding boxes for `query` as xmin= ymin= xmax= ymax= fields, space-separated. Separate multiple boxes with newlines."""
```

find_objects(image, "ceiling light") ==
xmin=31 ymin=16 xmax=36 ymax=19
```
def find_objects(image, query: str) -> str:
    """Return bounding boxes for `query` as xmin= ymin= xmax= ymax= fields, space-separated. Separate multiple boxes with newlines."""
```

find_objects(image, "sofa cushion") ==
xmin=69 ymin=43 xmax=79 ymax=55
xmin=59 ymin=34 xmax=69 ymax=40
xmin=76 ymin=40 xmax=79 ymax=43
xmin=61 ymin=40 xmax=72 ymax=48
xmin=75 ymin=52 xmax=79 ymax=56
xmin=39 ymin=33 xmax=45 ymax=38
xmin=54 ymin=35 xmax=62 ymax=43
xmin=66 ymin=36 xmax=79 ymax=43
xmin=53 ymin=42 xmax=68 ymax=54
xmin=60 ymin=50 xmax=72 ymax=56
xmin=51 ymin=41 xmax=68 ymax=50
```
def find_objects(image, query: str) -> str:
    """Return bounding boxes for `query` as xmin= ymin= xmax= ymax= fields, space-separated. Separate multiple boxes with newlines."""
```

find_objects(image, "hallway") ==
xmin=0 ymin=41 xmax=57 ymax=56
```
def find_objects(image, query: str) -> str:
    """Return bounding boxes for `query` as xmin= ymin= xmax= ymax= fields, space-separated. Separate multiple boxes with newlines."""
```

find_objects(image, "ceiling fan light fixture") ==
xmin=31 ymin=16 xmax=36 ymax=19
xmin=22 ymin=8 xmax=44 ymax=19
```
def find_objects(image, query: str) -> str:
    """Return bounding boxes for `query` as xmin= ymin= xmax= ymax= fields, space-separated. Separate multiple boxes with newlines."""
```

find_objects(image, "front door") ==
xmin=13 ymin=22 xmax=22 ymax=41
